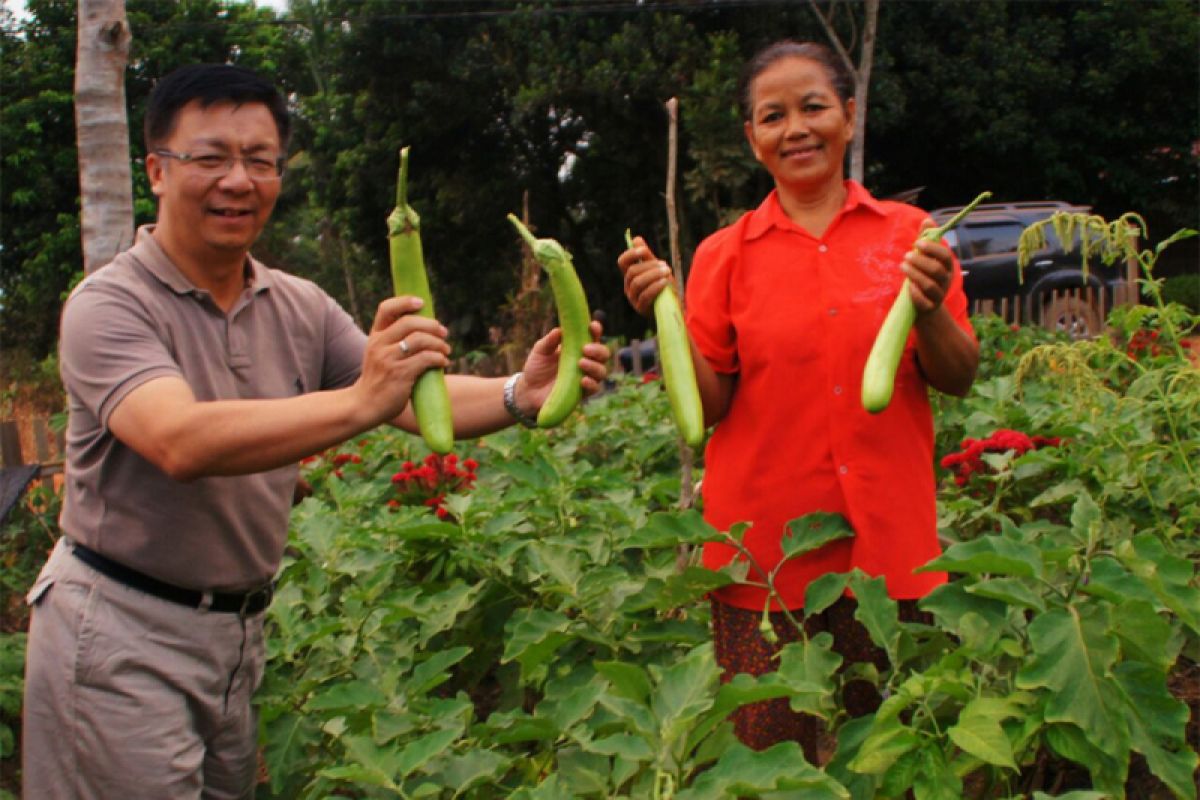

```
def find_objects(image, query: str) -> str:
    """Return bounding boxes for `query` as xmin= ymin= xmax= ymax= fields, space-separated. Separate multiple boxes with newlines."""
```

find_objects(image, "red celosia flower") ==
xmin=941 ymin=428 xmax=1060 ymax=486
xmin=390 ymin=452 xmax=479 ymax=518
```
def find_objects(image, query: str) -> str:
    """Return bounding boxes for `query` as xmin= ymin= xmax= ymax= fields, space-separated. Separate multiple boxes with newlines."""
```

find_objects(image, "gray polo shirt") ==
xmin=58 ymin=227 xmax=366 ymax=591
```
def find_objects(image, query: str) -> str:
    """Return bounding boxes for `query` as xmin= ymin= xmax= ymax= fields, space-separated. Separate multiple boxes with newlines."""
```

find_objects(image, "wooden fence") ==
xmin=968 ymin=280 xmax=1138 ymax=338
xmin=1 ymin=417 xmax=64 ymax=486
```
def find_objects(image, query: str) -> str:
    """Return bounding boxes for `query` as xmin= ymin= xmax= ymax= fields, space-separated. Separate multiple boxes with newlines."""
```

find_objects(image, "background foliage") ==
xmin=2 ymin=0 xmax=1198 ymax=359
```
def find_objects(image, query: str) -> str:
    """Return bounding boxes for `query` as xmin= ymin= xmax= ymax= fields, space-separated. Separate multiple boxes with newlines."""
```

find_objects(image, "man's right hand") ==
xmin=617 ymin=236 xmax=675 ymax=317
xmin=354 ymin=296 xmax=451 ymax=426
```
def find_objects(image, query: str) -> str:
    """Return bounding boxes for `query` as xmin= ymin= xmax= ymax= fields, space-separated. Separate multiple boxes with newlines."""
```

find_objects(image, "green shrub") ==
xmin=1160 ymin=272 xmax=1200 ymax=314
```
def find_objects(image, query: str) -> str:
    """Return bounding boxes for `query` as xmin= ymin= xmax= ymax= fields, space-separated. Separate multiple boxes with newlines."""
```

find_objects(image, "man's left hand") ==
xmin=518 ymin=321 xmax=610 ymax=411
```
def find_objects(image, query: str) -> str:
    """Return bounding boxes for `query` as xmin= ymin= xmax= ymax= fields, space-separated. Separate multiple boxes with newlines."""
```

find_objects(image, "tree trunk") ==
xmin=807 ymin=0 xmax=880 ymax=184
xmin=76 ymin=0 xmax=134 ymax=275
xmin=849 ymin=0 xmax=879 ymax=184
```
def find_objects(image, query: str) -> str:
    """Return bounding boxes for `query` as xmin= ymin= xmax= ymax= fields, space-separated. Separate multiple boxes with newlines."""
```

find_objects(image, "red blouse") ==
xmin=686 ymin=182 xmax=974 ymax=610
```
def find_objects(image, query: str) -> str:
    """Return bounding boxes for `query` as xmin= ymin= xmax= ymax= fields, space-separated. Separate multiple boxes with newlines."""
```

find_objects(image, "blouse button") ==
xmin=818 ymin=244 xmax=829 ymax=253
xmin=839 ymin=465 xmax=849 ymax=475
xmin=834 ymin=385 xmax=843 ymax=395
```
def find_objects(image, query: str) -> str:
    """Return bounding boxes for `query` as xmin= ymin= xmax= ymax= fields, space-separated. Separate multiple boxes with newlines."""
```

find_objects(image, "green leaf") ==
xmin=848 ymin=572 xmax=900 ymax=663
xmin=1111 ymin=599 xmax=1178 ymax=671
xmin=910 ymin=744 xmax=963 ymax=800
xmin=919 ymin=535 xmax=1042 ymax=579
xmin=1015 ymin=606 xmax=1129 ymax=756
xmin=502 ymin=608 xmax=573 ymax=680
xmin=848 ymin=717 xmax=921 ymax=775
xmin=596 ymin=660 xmax=652 ymax=702
xmin=946 ymin=696 xmax=1021 ymax=769
xmin=432 ymin=749 xmax=510 ymax=795
xmin=674 ymin=742 xmax=850 ymax=799
xmin=305 ymin=679 xmax=388 ymax=712
xmin=408 ymin=646 xmax=471 ymax=696
xmin=329 ymin=734 xmax=402 ymax=788
xmin=624 ymin=510 xmax=721 ymax=549
xmin=804 ymin=572 xmax=850 ymax=616
xmin=650 ymin=643 xmax=721 ymax=760
xmin=781 ymin=512 xmax=854 ymax=560
xmin=774 ymin=632 xmax=843 ymax=718
xmin=582 ymin=732 xmax=655 ymax=761
xmin=965 ymin=577 xmax=1046 ymax=612
xmin=1113 ymin=661 xmax=1199 ymax=799
xmin=1068 ymin=490 xmax=1102 ymax=543
xmin=687 ymin=671 xmax=795 ymax=749
xmin=1044 ymin=724 xmax=1128 ymax=793
xmin=264 ymin=712 xmax=320 ymax=794
xmin=1119 ymin=532 xmax=1200 ymax=637
xmin=396 ymin=728 xmax=462 ymax=778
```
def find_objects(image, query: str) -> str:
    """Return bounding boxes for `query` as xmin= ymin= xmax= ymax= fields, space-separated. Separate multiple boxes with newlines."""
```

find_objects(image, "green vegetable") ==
xmin=861 ymin=191 xmax=992 ymax=414
xmin=625 ymin=230 xmax=704 ymax=448
xmin=387 ymin=147 xmax=454 ymax=453
xmin=508 ymin=214 xmax=591 ymax=428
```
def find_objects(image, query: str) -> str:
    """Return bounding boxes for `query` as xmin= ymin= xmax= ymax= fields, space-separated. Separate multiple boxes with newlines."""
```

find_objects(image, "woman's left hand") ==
xmin=517 ymin=321 xmax=611 ymax=411
xmin=903 ymin=219 xmax=956 ymax=315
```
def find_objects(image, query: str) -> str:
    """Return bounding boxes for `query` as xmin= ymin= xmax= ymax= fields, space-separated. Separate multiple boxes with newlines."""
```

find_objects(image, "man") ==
xmin=22 ymin=63 xmax=608 ymax=799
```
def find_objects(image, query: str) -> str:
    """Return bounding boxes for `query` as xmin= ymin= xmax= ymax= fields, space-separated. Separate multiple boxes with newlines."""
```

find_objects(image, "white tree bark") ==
xmin=807 ymin=0 xmax=880 ymax=184
xmin=76 ymin=0 xmax=134 ymax=275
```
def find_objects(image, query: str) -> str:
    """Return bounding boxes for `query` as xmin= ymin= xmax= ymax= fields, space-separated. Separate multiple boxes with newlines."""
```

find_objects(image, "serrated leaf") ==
xmin=849 ymin=572 xmax=900 ymax=662
xmin=1111 ymin=599 xmax=1177 ymax=670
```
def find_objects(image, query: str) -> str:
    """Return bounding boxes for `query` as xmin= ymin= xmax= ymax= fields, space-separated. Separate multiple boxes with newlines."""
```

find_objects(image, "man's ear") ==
xmin=145 ymin=151 xmax=166 ymax=198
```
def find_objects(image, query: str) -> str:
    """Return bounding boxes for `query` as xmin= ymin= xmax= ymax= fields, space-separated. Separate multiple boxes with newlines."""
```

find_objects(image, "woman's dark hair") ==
xmin=737 ymin=41 xmax=855 ymax=121
xmin=144 ymin=64 xmax=290 ymax=150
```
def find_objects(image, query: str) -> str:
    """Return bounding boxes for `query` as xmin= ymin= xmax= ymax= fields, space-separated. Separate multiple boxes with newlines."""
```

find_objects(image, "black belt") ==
xmin=71 ymin=542 xmax=274 ymax=615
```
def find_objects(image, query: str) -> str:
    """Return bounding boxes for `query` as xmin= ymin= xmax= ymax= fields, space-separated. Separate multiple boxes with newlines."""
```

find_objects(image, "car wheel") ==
xmin=1040 ymin=292 xmax=1103 ymax=339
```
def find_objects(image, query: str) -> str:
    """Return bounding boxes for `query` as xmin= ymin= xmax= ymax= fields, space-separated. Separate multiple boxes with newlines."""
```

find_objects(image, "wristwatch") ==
xmin=503 ymin=372 xmax=538 ymax=428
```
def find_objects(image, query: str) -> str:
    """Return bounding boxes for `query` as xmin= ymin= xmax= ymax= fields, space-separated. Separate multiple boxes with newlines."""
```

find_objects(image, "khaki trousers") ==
xmin=22 ymin=538 xmax=266 ymax=799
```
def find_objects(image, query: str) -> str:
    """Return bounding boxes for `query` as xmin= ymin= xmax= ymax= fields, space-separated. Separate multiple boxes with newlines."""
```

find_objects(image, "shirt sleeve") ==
xmin=59 ymin=280 xmax=183 ymax=428
xmin=685 ymin=226 xmax=741 ymax=374
xmin=319 ymin=294 xmax=367 ymax=390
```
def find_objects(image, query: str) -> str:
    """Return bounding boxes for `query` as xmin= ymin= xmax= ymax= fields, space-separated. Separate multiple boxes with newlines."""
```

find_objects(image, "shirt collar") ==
xmin=128 ymin=224 xmax=274 ymax=296
xmin=743 ymin=180 xmax=887 ymax=241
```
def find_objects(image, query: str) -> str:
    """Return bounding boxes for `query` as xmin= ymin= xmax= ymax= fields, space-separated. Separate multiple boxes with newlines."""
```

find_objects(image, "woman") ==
xmin=617 ymin=40 xmax=979 ymax=760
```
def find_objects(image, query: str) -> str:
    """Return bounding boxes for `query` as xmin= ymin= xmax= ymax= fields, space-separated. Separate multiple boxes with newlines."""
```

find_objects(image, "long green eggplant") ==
xmin=861 ymin=191 xmax=991 ymax=413
xmin=508 ymin=214 xmax=591 ymax=428
xmin=625 ymin=230 xmax=704 ymax=447
xmin=387 ymin=147 xmax=454 ymax=453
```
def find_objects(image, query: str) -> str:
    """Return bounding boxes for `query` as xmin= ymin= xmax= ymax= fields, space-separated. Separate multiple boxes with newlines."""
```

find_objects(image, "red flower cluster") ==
xmin=940 ymin=429 xmax=1061 ymax=486
xmin=390 ymin=453 xmax=479 ymax=518
xmin=1127 ymin=329 xmax=1162 ymax=359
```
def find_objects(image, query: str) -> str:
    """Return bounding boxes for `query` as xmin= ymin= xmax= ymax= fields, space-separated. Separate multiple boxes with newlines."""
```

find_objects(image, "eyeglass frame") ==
xmin=151 ymin=148 xmax=287 ymax=181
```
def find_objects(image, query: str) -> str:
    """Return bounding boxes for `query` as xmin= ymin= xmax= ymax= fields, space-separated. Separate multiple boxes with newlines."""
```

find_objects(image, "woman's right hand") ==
xmin=617 ymin=235 xmax=675 ymax=317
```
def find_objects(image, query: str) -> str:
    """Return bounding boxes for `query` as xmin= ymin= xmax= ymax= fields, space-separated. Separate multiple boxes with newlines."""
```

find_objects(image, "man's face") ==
xmin=146 ymin=99 xmax=283 ymax=266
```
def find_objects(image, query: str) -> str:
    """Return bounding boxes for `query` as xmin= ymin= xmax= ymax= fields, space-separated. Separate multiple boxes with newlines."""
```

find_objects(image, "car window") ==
xmin=961 ymin=221 xmax=1026 ymax=258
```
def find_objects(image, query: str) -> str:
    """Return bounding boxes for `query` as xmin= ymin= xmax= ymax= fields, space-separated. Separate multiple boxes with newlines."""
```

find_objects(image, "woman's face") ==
xmin=743 ymin=56 xmax=855 ymax=195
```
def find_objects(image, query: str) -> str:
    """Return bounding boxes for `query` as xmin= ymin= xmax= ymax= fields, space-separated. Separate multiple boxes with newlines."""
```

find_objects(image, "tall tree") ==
xmin=75 ymin=0 xmax=134 ymax=275
xmin=807 ymin=0 xmax=879 ymax=183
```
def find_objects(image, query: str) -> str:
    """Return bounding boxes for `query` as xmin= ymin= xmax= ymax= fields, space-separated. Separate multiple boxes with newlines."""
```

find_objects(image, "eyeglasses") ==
xmin=153 ymin=149 xmax=286 ymax=181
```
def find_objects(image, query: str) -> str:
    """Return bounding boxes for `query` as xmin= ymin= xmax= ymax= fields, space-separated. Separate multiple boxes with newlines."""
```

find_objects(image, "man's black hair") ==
xmin=144 ymin=64 xmax=289 ymax=150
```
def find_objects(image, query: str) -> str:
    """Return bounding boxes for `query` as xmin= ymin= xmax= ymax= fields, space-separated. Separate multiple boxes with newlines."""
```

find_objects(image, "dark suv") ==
xmin=930 ymin=200 xmax=1128 ymax=335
